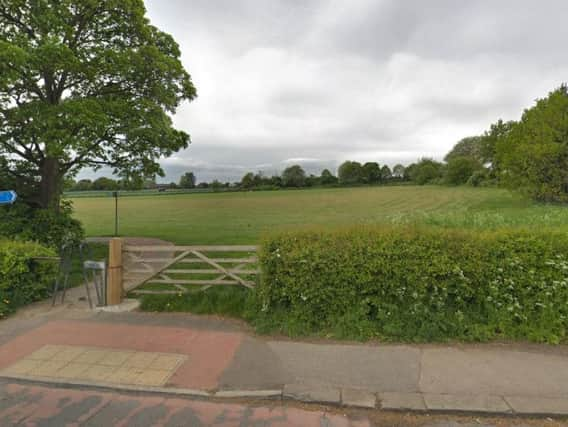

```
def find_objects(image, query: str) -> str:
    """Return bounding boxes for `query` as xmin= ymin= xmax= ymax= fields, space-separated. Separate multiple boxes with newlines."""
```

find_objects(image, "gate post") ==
xmin=107 ymin=238 xmax=123 ymax=305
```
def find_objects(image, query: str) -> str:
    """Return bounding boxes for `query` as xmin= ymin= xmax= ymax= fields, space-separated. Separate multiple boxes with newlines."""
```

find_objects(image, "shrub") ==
xmin=0 ymin=200 xmax=84 ymax=249
xmin=444 ymin=156 xmax=483 ymax=185
xmin=0 ymin=240 xmax=58 ymax=318
xmin=467 ymin=169 xmax=490 ymax=187
xmin=256 ymin=226 xmax=568 ymax=343
xmin=410 ymin=158 xmax=445 ymax=185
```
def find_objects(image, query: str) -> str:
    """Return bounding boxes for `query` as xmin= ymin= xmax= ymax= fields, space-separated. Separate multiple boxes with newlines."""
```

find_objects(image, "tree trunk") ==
xmin=39 ymin=157 xmax=61 ymax=210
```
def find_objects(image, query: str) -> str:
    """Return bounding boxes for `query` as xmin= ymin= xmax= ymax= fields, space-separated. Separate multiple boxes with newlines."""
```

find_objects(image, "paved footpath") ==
xmin=2 ymin=293 xmax=568 ymax=420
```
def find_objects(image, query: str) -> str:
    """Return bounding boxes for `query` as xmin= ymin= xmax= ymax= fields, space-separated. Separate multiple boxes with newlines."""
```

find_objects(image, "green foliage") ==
xmin=444 ymin=156 xmax=483 ymax=185
xmin=320 ymin=169 xmax=338 ymax=185
xmin=496 ymin=86 xmax=568 ymax=202
xmin=240 ymin=172 xmax=256 ymax=189
xmin=380 ymin=165 xmax=392 ymax=181
xmin=0 ymin=0 xmax=196 ymax=209
xmin=139 ymin=287 xmax=249 ymax=318
xmin=338 ymin=161 xmax=363 ymax=185
xmin=444 ymin=136 xmax=485 ymax=163
xmin=467 ymin=169 xmax=493 ymax=187
xmin=482 ymin=119 xmax=516 ymax=173
xmin=282 ymin=165 xmax=306 ymax=187
xmin=361 ymin=162 xmax=381 ymax=184
xmin=179 ymin=172 xmax=196 ymax=189
xmin=92 ymin=177 xmax=119 ymax=191
xmin=410 ymin=158 xmax=444 ymax=185
xmin=392 ymin=164 xmax=406 ymax=179
xmin=0 ymin=240 xmax=58 ymax=318
xmin=256 ymin=226 xmax=568 ymax=343
xmin=0 ymin=200 xmax=83 ymax=249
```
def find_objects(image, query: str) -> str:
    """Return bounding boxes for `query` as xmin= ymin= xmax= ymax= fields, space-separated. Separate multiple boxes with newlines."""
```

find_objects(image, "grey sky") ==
xmin=86 ymin=0 xmax=568 ymax=183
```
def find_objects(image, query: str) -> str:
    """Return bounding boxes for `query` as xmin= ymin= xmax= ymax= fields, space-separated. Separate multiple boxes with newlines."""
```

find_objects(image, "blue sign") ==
xmin=0 ymin=191 xmax=17 ymax=205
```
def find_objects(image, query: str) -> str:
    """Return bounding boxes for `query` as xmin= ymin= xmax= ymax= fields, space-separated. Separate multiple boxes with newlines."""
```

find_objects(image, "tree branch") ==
xmin=0 ymin=7 xmax=36 ymax=40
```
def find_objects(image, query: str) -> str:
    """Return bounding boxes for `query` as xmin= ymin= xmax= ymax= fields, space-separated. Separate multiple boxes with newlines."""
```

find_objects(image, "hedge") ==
xmin=256 ymin=226 xmax=568 ymax=343
xmin=0 ymin=240 xmax=58 ymax=318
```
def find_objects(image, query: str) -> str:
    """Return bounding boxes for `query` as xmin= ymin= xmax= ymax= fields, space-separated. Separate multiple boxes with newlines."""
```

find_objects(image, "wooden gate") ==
xmin=122 ymin=244 xmax=259 ymax=295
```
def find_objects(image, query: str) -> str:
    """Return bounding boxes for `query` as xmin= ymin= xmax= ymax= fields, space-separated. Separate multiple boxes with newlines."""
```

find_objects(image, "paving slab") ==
xmin=341 ymin=388 xmax=376 ymax=408
xmin=423 ymin=394 xmax=512 ymax=414
xmin=505 ymin=396 xmax=568 ymax=415
xmin=379 ymin=392 xmax=427 ymax=411
xmin=0 ymin=320 xmax=243 ymax=391
xmin=269 ymin=341 xmax=421 ymax=392
xmin=420 ymin=347 xmax=568 ymax=398
xmin=283 ymin=383 xmax=341 ymax=404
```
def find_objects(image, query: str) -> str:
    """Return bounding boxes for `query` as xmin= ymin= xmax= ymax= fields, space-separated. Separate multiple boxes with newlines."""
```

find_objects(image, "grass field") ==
xmin=70 ymin=186 xmax=568 ymax=244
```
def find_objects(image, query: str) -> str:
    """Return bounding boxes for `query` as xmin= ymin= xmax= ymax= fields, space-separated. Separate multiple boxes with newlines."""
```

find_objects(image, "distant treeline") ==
xmin=68 ymin=85 xmax=568 ymax=201
xmin=65 ymin=157 xmax=479 ymax=193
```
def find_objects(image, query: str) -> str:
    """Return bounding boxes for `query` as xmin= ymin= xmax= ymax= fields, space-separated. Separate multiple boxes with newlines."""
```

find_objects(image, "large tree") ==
xmin=410 ymin=158 xmax=444 ymax=185
xmin=0 ymin=0 xmax=196 ymax=210
xmin=444 ymin=136 xmax=484 ymax=164
xmin=444 ymin=156 xmax=482 ymax=185
xmin=361 ymin=162 xmax=380 ymax=184
xmin=338 ymin=161 xmax=362 ymax=185
xmin=496 ymin=85 xmax=568 ymax=202
xmin=179 ymin=171 xmax=196 ymax=189
xmin=282 ymin=164 xmax=306 ymax=187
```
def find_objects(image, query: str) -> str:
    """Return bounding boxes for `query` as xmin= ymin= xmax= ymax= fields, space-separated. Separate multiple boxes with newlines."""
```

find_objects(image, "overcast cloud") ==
xmin=91 ymin=0 xmax=568 ymax=183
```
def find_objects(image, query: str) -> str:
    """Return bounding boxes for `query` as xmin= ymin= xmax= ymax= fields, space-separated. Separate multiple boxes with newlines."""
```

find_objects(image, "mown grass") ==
xmin=70 ymin=186 xmax=568 ymax=244
xmin=70 ymin=186 xmax=568 ymax=329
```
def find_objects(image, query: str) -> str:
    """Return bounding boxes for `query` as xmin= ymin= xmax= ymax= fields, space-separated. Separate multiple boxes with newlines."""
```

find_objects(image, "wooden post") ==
xmin=107 ymin=238 xmax=123 ymax=305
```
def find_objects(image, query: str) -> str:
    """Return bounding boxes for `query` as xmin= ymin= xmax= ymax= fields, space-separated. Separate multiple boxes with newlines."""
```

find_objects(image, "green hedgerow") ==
xmin=0 ymin=240 xmax=58 ymax=318
xmin=255 ymin=226 xmax=568 ymax=343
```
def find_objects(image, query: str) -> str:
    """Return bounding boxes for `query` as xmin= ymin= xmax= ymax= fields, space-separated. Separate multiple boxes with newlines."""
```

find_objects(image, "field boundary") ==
xmin=123 ymin=244 xmax=259 ymax=294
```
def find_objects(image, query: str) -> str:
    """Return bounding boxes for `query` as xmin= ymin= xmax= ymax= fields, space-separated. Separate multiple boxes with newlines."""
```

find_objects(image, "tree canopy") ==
xmin=444 ymin=136 xmax=484 ymax=164
xmin=179 ymin=172 xmax=196 ymax=189
xmin=410 ymin=158 xmax=444 ymax=185
xmin=0 ymin=0 xmax=196 ymax=209
xmin=282 ymin=164 xmax=306 ymax=187
xmin=496 ymin=85 xmax=568 ymax=202
xmin=444 ymin=156 xmax=482 ymax=185
xmin=338 ymin=161 xmax=362 ymax=185
xmin=361 ymin=162 xmax=381 ymax=184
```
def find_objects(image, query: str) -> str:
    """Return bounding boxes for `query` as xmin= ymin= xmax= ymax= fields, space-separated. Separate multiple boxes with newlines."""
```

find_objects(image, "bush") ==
xmin=467 ymin=169 xmax=490 ymax=187
xmin=256 ymin=226 xmax=568 ymax=343
xmin=0 ymin=200 xmax=84 ymax=249
xmin=410 ymin=158 xmax=445 ymax=185
xmin=0 ymin=240 xmax=58 ymax=318
xmin=444 ymin=156 xmax=483 ymax=185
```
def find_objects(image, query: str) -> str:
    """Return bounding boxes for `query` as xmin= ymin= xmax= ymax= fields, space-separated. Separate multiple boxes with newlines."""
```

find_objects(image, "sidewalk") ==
xmin=1 ymin=304 xmax=568 ymax=418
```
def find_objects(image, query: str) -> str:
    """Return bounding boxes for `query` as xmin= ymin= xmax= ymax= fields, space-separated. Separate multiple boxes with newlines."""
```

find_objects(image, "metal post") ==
xmin=113 ymin=191 xmax=118 ymax=236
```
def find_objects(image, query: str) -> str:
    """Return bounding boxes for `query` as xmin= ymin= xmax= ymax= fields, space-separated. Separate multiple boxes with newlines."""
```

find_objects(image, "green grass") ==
xmin=70 ymin=186 xmax=568 ymax=244
xmin=69 ymin=186 xmax=568 ymax=333
xmin=138 ymin=287 xmax=250 ymax=318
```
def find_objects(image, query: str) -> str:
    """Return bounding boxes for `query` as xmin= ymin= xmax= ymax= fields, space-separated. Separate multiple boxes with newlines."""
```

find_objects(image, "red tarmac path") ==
xmin=0 ymin=320 xmax=243 ymax=390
